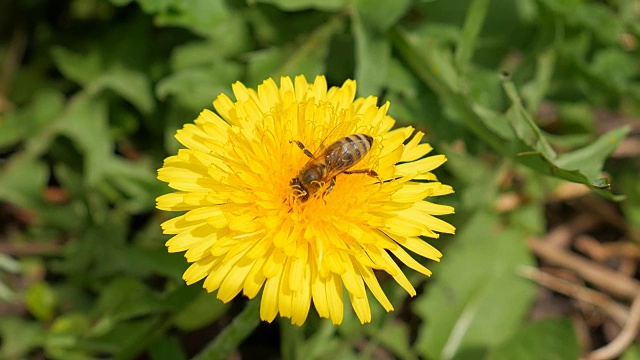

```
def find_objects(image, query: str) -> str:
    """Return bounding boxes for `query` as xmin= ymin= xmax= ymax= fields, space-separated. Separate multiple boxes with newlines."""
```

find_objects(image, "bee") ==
xmin=290 ymin=134 xmax=381 ymax=202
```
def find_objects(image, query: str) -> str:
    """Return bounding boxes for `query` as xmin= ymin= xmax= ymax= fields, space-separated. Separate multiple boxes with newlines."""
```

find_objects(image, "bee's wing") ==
xmin=307 ymin=120 xmax=360 ymax=158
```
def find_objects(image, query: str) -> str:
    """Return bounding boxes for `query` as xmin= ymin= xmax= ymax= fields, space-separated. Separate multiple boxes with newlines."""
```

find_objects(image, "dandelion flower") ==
xmin=157 ymin=75 xmax=455 ymax=325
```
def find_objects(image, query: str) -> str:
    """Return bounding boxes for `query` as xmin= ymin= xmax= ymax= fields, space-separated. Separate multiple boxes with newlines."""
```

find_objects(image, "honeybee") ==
xmin=290 ymin=133 xmax=382 ymax=202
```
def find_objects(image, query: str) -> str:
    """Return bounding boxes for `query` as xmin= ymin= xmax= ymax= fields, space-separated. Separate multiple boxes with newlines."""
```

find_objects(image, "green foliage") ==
xmin=413 ymin=211 xmax=537 ymax=359
xmin=1 ymin=0 xmax=638 ymax=359
xmin=487 ymin=318 xmax=580 ymax=360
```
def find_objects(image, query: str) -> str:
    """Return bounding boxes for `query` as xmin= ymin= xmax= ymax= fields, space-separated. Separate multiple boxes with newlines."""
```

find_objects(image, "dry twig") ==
xmin=584 ymin=294 xmax=640 ymax=360
xmin=529 ymin=237 xmax=640 ymax=301
xmin=519 ymin=266 xmax=629 ymax=326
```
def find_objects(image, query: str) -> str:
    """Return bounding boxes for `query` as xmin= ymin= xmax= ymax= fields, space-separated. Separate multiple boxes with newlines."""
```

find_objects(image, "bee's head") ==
xmin=290 ymin=177 xmax=309 ymax=202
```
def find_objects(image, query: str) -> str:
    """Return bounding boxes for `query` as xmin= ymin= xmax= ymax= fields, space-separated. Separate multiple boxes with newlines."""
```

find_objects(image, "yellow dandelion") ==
xmin=156 ymin=75 xmax=455 ymax=326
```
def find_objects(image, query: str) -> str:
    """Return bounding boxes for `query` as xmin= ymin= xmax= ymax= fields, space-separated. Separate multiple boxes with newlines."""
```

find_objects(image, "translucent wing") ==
xmin=306 ymin=120 xmax=360 ymax=160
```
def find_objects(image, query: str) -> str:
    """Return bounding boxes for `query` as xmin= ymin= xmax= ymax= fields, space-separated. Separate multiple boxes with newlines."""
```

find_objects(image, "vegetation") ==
xmin=1 ymin=0 xmax=639 ymax=359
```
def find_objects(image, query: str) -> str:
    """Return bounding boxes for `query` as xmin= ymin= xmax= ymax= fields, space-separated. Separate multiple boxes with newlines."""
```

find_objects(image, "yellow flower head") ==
xmin=157 ymin=75 xmax=455 ymax=325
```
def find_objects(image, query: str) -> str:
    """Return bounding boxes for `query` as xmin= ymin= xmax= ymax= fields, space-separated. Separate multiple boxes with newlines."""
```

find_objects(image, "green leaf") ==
xmin=589 ymin=48 xmax=638 ymax=91
xmin=555 ymin=126 xmax=631 ymax=180
xmin=91 ymin=317 xmax=163 ymax=359
xmin=354 ymin=0 xmax=411 ymax=31
xmin=154 ymin=0 xmax=246 ymax=40
xmin=0 ymin=89 xmax=65 ymax=148
xmin=51 ymin=314 xmax=91 ymax=337
xmin=51 ymin=47 xmax=103 ymax=86
xmin=503 ymin=78 xmax=557 ymax=160
xmin=351 ymin=7 xmax=391 ymax=97
xmin=0 ymin=317 xmax=45 ymax=359
xmin=414 ymin=211 xmax=537 ymax=359
xmin=101 ymin=65 xmax=155 ymax=114
xmin=374 ymin=321 xmax=415 ymax=360
xmin=56 ymin=94 xmax=112 ymax=185
xmin=99 ymin=157 xmax=164 ymax=213
xmin=255 ymin=0 xmax=347 ymax=11
xmin=455 ymin=0 xmax=490 ymax=69
xmin=487 ymin=318 xmax=580 ymax=360
xmin=246 ymin=46 xmax=324 ymax=87
xmin=173 ymin=292 xmax=229 ymax=331
xmin=119 ymin=247 xmax=186 ymax=279
xmin=157 ymin=61 xmax=243 ymax=111
xmin=244 ymin=17 xmax=340 ymax=87
xmin=0 ymin=155 xmax=48 ymax=209
xmin=93 ymin=278 xmax=164 ymax=334
xmin=25 ymin=281 xmax=58 ymax=321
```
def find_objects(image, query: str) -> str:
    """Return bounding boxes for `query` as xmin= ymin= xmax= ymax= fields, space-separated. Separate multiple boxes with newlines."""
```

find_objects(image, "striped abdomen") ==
xmin=322 ymin=134 xmax=373 ymax=176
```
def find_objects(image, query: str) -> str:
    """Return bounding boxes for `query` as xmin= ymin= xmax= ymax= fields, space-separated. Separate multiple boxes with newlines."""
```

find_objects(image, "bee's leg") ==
xmin=325 ymin=177 xmax=336 ymax=195
xmin=289 ymin=140 xmax=313 ymax=158
xmin=343 ymin=169 xmax=383 ymax=186
xmin=319 ymin=177 xmax=336 ymax=205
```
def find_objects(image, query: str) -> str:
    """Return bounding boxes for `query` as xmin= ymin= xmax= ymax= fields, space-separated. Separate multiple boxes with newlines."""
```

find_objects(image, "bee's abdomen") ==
xmin=344 ymin=134 xmax=373 ymax=158
xmin=327 ymin=134 xmax=373 ymax=171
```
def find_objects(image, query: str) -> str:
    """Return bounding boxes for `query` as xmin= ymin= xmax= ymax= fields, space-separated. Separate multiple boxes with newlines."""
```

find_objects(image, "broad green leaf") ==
xmin=374 ymin=321 xmax=416 ymax=360
xmin=55 ymin=94 xmax=112 ymax=185
xmin=90 ymin=317 xmax=163 ymax=359
xmin=246 ymin=46 xmax=325 ymax=87
xmin=157 ymin=61 xmax=243 ymax=111
xmin=55 ymin=220 xmax=127 ymax=278
xmin=0 ymin=155 xmax=48 ymax=209
xmin=351 ymin=7 xmax=390 ymax=97
xmin=255 ymin=0 xmax=347 ymax=11
xmin=0 ymin=317 xmax=45 ymax=359
xmin=589 ymin=48 xmax=638 ymax=91
xmin=574 ymin=2 xmax=626 ymax=44
xmin=119 ymin=247 xmax=186 ymax=279
xmin=487 ymin=318 xmax=580 ymax=360
xmin=154 ymin=0 xmax=244 ymax=40
xmin=92 ymin=278 xmax=164 ymax=334
xmin=0 ymin=89 xmax=64 ymax=148
xmin=51 ymin=314 xmax=91 ymax=337
xmin=466 ymin=69 xmax=506 ymax=111
xmin=440 ymin=143 xmax=500 ymax=211
xmin=50 ymin=47 xmax=103 ymax=86
xmin=413 ymin=211 xmax=537 ymax=359
xmin=354 ymin=0 xmax=411 ymax=31
xmin=160 ymin=10 xmax=250 ymax=56
xmin=173 ymin=292 xmax=229 ymax=331
xmin=99 ymin=157 xmax=164 ymax=213
xmin=25 ymin=281 xmax=58 ymax=321
xmin=101 ymin=65 xmax=155 ymax=114
xmin=245 ymin=17 xmax=340 ymax=87
xmin=44 ymin=314 xmax=94 ymax=360
xmin=555 ymin=126 xmax=631 ymax=180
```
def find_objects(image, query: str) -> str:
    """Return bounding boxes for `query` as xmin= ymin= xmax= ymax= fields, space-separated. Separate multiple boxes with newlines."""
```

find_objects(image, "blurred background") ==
xmin=1 ymin=0 xmax=639 ymax=359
